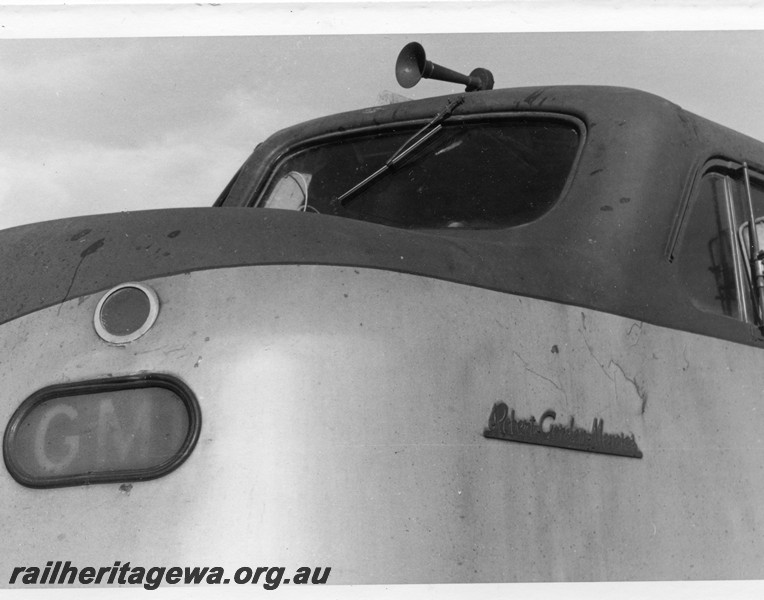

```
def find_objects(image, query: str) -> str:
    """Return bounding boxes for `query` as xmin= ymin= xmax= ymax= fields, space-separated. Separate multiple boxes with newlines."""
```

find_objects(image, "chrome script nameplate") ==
xmin=483 ymin=402 xmax=643 ymax=459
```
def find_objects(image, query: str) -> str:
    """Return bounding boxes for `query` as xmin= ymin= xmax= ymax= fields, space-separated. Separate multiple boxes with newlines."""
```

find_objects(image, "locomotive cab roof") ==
xmin=217 ymin=86 xmax=764 ymax=343
xmin=4 ymin=85 xmax=764 ymax=348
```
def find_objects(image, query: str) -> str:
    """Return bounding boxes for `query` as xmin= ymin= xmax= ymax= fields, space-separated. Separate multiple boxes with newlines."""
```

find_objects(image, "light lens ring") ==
xmin=94 ymin=282 xmax=160 ymax=343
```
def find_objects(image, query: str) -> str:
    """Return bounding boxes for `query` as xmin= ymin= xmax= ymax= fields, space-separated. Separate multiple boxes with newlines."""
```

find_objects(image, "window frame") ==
xmin=248 ymin=112 xmax=587 ymax=230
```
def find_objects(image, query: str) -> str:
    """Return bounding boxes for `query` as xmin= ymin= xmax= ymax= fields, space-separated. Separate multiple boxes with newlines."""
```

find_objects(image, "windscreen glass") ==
xmin=257 ymin=118 xmax=581 ymax=229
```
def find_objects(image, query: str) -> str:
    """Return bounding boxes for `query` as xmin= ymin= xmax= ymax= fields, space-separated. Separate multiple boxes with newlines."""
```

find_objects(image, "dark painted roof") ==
xmin=2 ymin=86 xmax=764 ymax=345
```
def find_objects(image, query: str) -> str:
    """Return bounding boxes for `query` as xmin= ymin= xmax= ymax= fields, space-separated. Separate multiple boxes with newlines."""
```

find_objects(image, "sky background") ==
xmin=3 ymin=21 xmax=764 ymax=230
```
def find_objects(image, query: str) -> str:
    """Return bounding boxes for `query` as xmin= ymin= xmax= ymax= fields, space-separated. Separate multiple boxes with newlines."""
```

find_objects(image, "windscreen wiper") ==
xmin=338 ymin=96 xmax=465 ymax=207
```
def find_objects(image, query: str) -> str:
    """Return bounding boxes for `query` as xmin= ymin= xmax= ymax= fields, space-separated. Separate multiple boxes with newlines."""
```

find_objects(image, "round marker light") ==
xmin=94 ymin=283 xmax=159 ymax=343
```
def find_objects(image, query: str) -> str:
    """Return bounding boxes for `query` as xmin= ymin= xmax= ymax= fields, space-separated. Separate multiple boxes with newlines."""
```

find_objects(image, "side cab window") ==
xmin=675 ymin=171 xmax=742 ymax=319
xmin=675 ymin=162 xmax=764 ymax=326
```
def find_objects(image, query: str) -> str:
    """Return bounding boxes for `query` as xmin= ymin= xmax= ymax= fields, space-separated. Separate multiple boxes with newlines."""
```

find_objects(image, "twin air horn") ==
xmin=395 ymin=42 xmax=495 ymax=92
